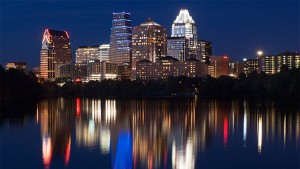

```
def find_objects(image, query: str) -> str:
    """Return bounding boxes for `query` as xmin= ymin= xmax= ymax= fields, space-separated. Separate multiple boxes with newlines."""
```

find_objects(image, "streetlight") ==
xmin=257 ymin=50 xmax=263 ymax=73
xmin=257 ymin=50 xmax=263 ymax=57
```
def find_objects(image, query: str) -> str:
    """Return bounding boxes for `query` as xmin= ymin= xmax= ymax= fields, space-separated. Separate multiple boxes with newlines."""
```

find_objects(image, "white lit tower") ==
xmin=171 ymin=9 xmax=197 ymax=60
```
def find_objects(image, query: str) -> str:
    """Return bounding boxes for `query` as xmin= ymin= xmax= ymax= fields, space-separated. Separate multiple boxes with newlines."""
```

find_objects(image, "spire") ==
xmin=174 ymin=9 xmax=195 ymax=24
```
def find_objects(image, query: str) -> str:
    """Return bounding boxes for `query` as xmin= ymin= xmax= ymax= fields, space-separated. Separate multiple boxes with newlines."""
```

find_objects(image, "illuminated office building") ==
xmin=167 ymin=37 xmax=188 ymax=62
xmin=40 ymin=29 xmax=72 ymax=79
xmin=76 ymin=46 xmax=100 ymax=64
xmin=240 ymin=58 xmax=259 ymax=75
xmin=55 ymin=63 xmax=87 ymax=80
xmin=171 ymin=9 xmax=197 ymax=59
xmin=136 ymin=56 xmax=207 ymax=80
xmin=6 ymin=62 xmax=26 ymax=70
xmin=109 ymin=12 xmax=132 ymax=64
xmin=197 ymin=40 xmax=212 ymax=64
xmin=260 ymin=52 xmax=300 ymax=75
xmin=132 ymin=18 xmax=167 ymax=72
xmin=99 ymin=44 xmax=110 ymax=62
xmin=87 ymin=60 xmax=118 ymax=81
xmin=229 ymin=62 xmax=240 ymax=78
xmin=208 ymin=56 xmax=229 ymax=78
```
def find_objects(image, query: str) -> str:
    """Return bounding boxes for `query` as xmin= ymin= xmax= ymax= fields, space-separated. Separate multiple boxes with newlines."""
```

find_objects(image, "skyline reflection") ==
xmin=34 ymin=98 xmax=300 ymax=169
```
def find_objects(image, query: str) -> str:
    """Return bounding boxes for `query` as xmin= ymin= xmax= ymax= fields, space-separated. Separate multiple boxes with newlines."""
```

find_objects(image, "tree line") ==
xmin=1 ymin=65 xmax=299 ymax=102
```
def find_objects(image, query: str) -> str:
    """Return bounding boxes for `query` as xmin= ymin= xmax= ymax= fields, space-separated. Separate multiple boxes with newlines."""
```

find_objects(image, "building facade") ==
xmin=260 ymin=52 xmax=300 ymax=75
xmin=167 ymin=37 xmax=188 ymax=62
xmin=109 ymin=12 xmax=132 ymax=65
xmin=6 ymin=62 xmax=26 ymax=70
xmin=228 ymin=62 xmax=240 ymax=78
xmin=132 ymin=18 xmax=167 ymax=73
xmin=171 ymin=9 xmax=197 ymax=59
xmin=240 ymin=58 xmax=259 ymax=75
xmin=208 ymin=56 xmax=229 ymax=78
xmin=55 ymin=63 xmax=87 ymax=80
xmin=197 ymin=40 xmax=212 ymax=64
xmin=99 ymin=44 xmax=110 ymax=62
xmin=40 ymin=29 xmax=72 ymax=79
xmin=76 ymin=46 xmax=100 ymax=63
xmin=87 ymin=60 xmax=118 ymax=81
xmin=136 ymin=56 xmax=207 ymax=80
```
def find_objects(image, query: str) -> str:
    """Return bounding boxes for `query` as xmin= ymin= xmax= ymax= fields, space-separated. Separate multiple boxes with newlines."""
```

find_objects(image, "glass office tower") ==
xmin=109 ymin=12 xmax=132 ymax=65
xmin=40 ymin=29 xmax=72 ymax=79
xmin=171 ymin=9 xmax=197 ymax=59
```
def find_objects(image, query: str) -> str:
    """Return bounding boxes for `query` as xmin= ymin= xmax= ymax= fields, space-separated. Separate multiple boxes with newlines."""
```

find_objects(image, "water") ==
xmin=1 ymin=98 xmax=299 ymax=169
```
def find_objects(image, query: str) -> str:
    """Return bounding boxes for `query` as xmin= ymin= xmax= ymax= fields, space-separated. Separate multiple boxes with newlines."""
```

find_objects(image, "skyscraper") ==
xmin=197 ymin=40 xmax=212 ymax=64
xmin=132 ymin=18 xmax=167 ymax=72
xmin=109 ymin=12 xmax=132 ymax=65
xmin=167 ymin=37 xmax=188 ymax=62
xmin=40 ymin=29 xmax=72 ymax=79
xmin=171 ymin=9 xmax=197 ymax=59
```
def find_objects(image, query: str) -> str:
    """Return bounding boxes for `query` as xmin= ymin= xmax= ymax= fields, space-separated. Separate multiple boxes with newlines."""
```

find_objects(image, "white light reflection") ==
xmin=91 ymin=100 xmax=101 ymax=122
xmin=99 ymin=126 xmax=111 ymax=154
xmin=243 ymin=111 xmax=247 ymax=146
xmin=42 ymin=136 xmax=52 ymax=168
xmin=171 ymin=138 xmax=195 ymax=169
xmin=105 ymin=100 xmax=116 ymax=123
xmin=258 ymin=114 xmax=262 ymax=154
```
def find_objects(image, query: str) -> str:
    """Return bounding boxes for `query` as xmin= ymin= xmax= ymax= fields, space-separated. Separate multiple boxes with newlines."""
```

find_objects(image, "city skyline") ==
xmin=0 ymin=0 xmax=299 ymax=69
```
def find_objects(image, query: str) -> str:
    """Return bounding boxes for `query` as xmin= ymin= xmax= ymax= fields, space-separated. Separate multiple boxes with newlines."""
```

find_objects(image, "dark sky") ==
xmin=0 ymin=0 xmax=299 ymax=69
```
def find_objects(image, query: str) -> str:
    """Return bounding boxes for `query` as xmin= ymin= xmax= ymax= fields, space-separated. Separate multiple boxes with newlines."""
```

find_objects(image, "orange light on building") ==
xmin=223 ymin=56 xmax=228 ymax=59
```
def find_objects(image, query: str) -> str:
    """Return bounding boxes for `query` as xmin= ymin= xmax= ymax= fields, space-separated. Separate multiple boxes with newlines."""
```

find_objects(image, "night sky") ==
xmin=0 ymin=0 xmax=299 ymax=69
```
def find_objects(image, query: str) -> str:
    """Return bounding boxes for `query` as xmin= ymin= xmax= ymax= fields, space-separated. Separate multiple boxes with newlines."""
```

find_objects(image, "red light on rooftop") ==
xmin=65 ymin=31 xmax=69 ymax=38
xmin=223 ymin=56 xmax=228 ymax=59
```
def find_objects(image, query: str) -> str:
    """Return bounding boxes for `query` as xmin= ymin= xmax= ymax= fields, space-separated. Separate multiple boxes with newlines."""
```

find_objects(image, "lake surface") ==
xmin=1 ymin=98 xmax=299 ymax=169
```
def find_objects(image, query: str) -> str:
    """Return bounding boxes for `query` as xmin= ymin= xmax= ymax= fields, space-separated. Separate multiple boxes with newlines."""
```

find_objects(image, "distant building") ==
xmin=208 ymin=56 xmax=229 ymax=78
xmin=40 ymin=29 xmax=72 ymax=79
xmin=260 ymin=52 xmax=300 ymax=75
xmin=132 ymin=18 xmax=167 ymax=72
xmin=55 ymin=63 xmax=87 ymax=80
xmin=109 ymin=12 xmax=132 ymax=65
xmin=197 ymin=40 xmax=212 ymax=64
xmin=76 ymin=46 xmax=100 ymax=63
xmin=136 ymin=56 xmax=207 ymax=80
xmin=228 ymin=62 xmax=240 ymax=78
xmin=171 ymin=9 xmax=197 ymax=59
xmin=32 ymin=67 xmax=41 ymax=77
xmin=118 ymin=62 xmax=132 ymax=80
xmin=167 ymin=37 xmax=188 ymax=62
xmin=87 ymin=60 xmax=118 ymax=81
xmin=240 ymin=58 xmax=259 ymax=75
xmin=6 ymin=62 xmax=26 ymax=70
xmin=99 ymin=44 xmax=110 ymax=62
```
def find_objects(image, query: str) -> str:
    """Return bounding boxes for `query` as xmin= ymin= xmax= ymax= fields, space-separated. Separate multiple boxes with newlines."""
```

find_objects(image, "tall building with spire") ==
xmin=171 ymin=9 xmax=197 ymax=60
xmin=40 ymin=29 xmax=72 ymax=79
xmin=132 ymin=18 xmax=167 ymax=72
xmin=109 ymin=12 xmax=132 ymax=65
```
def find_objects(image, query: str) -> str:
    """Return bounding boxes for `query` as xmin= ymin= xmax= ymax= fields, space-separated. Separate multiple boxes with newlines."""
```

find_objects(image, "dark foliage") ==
xmin=1 ymin=64 xmax=299 ymax=102
xmin=0 ymin=66 xmax=44 ymax=99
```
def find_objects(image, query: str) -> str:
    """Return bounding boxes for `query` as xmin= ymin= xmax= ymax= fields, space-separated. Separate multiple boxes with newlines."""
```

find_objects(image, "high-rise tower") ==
xmin=109 ymin=12 xmax=132 ymax=65
xmin=171 ymin=9 xmax=197 ymax=59
xmin=132 ymin=18 xmax=167 ymax=71
xmin=40 ymin=29 xmax=72 ymax=79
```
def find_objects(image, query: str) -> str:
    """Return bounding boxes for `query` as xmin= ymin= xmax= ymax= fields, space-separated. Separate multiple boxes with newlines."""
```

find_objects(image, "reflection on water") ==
xmin=2 ymin=98 xmax=298 ymax=169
